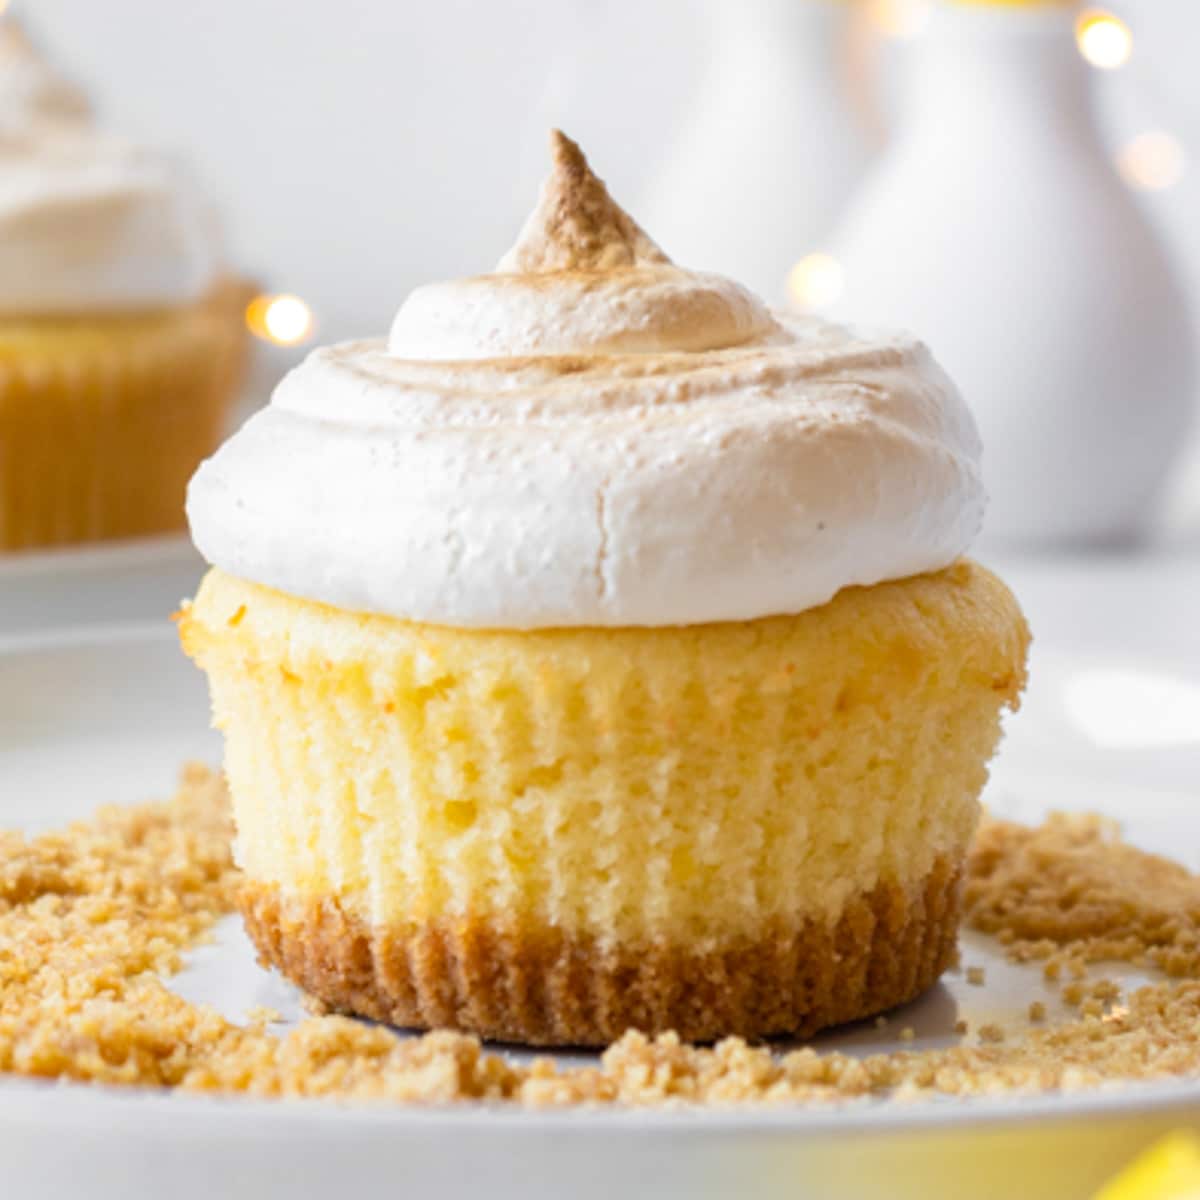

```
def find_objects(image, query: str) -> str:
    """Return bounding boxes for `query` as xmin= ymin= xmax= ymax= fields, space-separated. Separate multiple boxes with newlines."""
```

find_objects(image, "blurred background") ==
xmin=22 ymin=0 xmax=1199 ymax=549
xmin=24 ymin=1 xmax=1196 ymax=329
xmin=4 ymin=7 xmax=1200 ymax=1188
xmin=0 ymin=0 xmax=1196 ymax=585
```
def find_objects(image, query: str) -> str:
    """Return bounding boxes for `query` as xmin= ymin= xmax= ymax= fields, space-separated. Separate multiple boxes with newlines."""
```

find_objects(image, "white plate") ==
xmin=0 ymin=536 xmax=204 ymax=637
xmin=2 ymin=574 xmax=1200 ymax=1200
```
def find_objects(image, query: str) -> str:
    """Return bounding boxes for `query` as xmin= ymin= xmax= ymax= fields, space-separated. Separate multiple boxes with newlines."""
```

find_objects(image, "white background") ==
xmin=23 ymin=0 xmax=1200 ymax=343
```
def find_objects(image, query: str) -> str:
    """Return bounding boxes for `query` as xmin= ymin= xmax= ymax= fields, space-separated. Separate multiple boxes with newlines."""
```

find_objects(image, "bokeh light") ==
xmin=788 ymin=254 xmax=845 ymax=312
xmin=1117 ymin=130 xmax=1186 ymax=192
xmin=1075 ymin=10 xmax=1133 ymax=70
xmin=245 ymin=294 xmax=315 ymax=347
xmin=865 ymin=0 xmax=931 ymax=40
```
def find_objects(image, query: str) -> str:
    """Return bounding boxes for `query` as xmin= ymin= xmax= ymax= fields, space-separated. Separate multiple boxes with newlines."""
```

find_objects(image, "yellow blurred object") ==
xmin=0 ymin=279 xmax=249 ymax=550
xmin=245 ymin=293 xmax=314 ymax=347
xmin=1092 ymin=1133 xmax=1200 ymax=1200
xmin=1076 ymin=9 xmax=1133 ymax=69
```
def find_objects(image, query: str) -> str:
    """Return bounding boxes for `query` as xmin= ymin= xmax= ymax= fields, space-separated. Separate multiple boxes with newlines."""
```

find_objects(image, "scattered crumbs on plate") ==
xmin=3 ymin=767 xmax=1200 ymax=1108
xmin=1063 ymin=982 xmax=1087 ymax=1007
xmin=964 ymin=812 xmax=1200 ymax=980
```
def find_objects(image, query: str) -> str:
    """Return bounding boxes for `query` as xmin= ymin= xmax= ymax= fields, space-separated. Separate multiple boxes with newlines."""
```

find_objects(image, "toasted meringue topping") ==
xmin=189 ymin=132 xmax=984 ymax=628
xmin=389 ymin=132 xmax=779 ymax=360
xmin=496 ymin=130 xmax=670 ymax=274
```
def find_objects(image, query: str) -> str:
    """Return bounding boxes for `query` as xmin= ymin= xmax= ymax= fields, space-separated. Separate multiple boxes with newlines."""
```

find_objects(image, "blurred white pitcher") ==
xmin=639 ymin=0 xmax=871 ymax=304
xmin=825 ymin=0 xmax=1195 ymax=547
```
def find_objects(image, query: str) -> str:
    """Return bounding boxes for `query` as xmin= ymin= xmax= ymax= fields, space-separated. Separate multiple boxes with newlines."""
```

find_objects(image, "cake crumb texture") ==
xmin=179 ymin=560 xmax=1028 ymax=945
xmin=2 ymin=766 xmax=1200 ymax=1105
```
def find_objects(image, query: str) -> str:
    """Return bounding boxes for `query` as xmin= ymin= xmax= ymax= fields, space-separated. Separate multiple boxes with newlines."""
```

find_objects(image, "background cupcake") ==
xmin=0 ymin=18 xmax=248 ymax=552
xmin=181 ymin=132 xmax=1028 ymax=1047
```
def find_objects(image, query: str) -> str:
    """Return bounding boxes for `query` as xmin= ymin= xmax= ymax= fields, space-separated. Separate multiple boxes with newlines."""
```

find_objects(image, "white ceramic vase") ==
xmin=638 ymin=0 xmax=871 ymax=304
xmin=826 ymin=4 xmax=1195 ymax=547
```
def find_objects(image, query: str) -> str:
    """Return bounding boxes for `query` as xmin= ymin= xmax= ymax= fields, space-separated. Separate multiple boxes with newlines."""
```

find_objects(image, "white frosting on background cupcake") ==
xmin=188 ymin=131 xmax=985 ymax=628
xmin=0 ymin=19 xmax=221 ymax=314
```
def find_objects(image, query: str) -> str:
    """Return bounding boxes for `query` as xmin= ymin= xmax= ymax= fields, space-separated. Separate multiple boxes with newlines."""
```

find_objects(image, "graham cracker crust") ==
xmin=239 ymin=858 xmax=962 ymax=1047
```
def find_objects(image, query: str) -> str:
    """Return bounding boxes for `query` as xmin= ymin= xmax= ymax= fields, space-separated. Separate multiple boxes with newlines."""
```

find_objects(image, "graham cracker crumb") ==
xmin=4 ymin=768 xmax=1200 ymax=1108
xmin=899 ymin=1027 xmax=915 ymax=1043
xmin=966 ymin=966 xmax=986 ymax=986
xmin=954 ymin=1019 xmax=969 ymax=1036
xmin=964 ymin=812 xmax=1200 ymax=978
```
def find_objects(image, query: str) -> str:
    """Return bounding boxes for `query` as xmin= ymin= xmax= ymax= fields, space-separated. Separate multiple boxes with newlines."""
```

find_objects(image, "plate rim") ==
xmin=0 ymin=533 xmax=197 ymax=580
xmin=1 ymin=1064 xmax=1199 ymax=1136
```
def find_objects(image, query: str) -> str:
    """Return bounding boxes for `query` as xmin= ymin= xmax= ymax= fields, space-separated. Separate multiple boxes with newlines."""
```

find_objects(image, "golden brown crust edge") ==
xmin=239 ymin=858 xmax=962 ymax=1047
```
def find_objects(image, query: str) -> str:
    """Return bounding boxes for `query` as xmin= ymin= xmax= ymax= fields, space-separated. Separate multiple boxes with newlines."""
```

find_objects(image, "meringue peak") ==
xmin=496 ymin=130 xmax=671 ymax=275
xmin=390 ymin=130 xmax=777 ymax=360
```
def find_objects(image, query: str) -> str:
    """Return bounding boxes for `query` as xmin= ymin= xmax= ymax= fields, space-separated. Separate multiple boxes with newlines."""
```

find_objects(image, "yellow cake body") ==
xmin=0 ymin=279 xmax=249 ymax=551
xmin=182 ymin=559 xmax=1029 ymax=1044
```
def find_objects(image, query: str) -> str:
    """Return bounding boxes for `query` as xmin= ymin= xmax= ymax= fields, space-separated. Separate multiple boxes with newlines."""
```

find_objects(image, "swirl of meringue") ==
xmin=0 ymin=19 xmax=220 ymax=315
xmin=188 ymin=131 xmax=984 ymax=628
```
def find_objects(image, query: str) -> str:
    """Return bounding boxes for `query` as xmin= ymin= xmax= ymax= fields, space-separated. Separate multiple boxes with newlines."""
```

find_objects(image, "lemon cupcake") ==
xmin=181 ymin=132 xmax=1028 ymax=1046
xmin=0 ymin=19 xmax=248 ymax=551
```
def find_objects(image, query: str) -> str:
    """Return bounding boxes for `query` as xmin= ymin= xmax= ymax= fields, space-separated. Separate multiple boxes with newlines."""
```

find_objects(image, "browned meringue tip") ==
xmin=495 ymin=129 xmax=671 ymax=276
xmin=548 ymin=127 xmax=587 ymax=178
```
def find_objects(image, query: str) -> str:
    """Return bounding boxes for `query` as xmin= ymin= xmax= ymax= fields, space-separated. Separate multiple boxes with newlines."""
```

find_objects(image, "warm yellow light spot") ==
xmin=1117 ymin=130 xmax=1186 ymax=192
xmin=865 ymin=0 xmax=930 ymax=39
xmin=1076 ymin=10 xmax=1133 ymax=70
xmin=788 ymin=254 xmax=845 ymax=312
xmin=245 ymin=293 xmax=314 ymax=347
xmin=1091 ymin=1132 xmax=1200 ymax=1200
